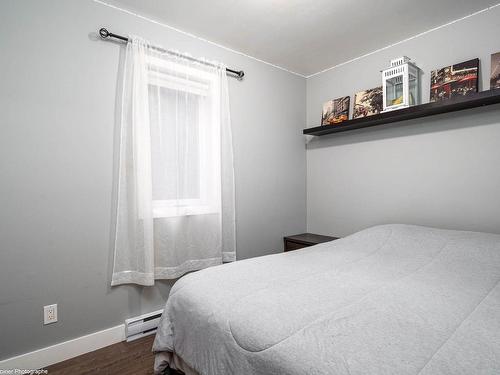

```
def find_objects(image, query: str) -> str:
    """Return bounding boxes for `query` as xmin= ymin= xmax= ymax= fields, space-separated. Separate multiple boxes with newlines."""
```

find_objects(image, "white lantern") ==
xmin=382 ymin=56 xmax=420 ymax=112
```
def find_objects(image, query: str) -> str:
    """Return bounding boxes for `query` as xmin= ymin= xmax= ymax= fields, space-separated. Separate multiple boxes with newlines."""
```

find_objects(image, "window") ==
xmin=147 ymin=58 xmax=221 ymax=218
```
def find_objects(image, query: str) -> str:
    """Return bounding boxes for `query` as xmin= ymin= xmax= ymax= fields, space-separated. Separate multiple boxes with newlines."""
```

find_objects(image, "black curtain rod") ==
xmin=99 ymin=28 xmax=245 ymax=80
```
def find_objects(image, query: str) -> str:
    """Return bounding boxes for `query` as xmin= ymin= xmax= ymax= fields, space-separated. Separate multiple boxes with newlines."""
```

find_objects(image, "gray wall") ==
xmin=0 ymin=0 xmax=306 ymax=359
xmin=306 ymin=6 xmax=500 ymax=237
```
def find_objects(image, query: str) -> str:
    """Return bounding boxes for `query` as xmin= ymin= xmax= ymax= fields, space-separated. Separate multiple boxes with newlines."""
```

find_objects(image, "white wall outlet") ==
xmin=44 ymin=304 xmax=58 ymax=325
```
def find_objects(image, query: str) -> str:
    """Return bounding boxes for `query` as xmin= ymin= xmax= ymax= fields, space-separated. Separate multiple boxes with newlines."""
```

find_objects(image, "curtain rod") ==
xmin=98 ymin=28 xmax=245 ymax=80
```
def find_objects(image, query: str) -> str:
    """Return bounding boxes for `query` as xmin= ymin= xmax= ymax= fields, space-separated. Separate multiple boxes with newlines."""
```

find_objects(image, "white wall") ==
xmin=0 ymin=0 xmax=306 ymax=359
xmin=306 ymin=6 xmax=500 ymax=237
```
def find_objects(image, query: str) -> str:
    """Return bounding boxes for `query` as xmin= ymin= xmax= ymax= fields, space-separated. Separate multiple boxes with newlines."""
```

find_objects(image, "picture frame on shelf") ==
xmin=321 ymin=96 xmax=350 ymax=125
xmin=353 ymin=87 xmax=383 ymax=119
xmin=491 ymin=52 xmax=500 ymax=90
xmin=430 ymin=58 xmax=479 ymax=102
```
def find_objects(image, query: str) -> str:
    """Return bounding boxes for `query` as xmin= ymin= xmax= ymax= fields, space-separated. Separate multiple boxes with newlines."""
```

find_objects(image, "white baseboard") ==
xmin=0 ymin=324 xmax=126 ymax=370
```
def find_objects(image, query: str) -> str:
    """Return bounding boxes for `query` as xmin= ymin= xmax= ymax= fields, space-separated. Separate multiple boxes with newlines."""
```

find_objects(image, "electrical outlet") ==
xmin=44 ymin=304 xmax=58 ymax=325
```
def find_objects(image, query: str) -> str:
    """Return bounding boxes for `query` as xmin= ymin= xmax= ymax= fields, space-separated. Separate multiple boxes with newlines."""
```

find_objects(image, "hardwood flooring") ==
xmin=45 ymin=335 xmax=157 ymax=375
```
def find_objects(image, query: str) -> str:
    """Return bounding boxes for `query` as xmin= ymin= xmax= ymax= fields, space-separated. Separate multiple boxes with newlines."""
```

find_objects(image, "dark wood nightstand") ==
xmin=283 ymin=233 xmax=339 ymax=252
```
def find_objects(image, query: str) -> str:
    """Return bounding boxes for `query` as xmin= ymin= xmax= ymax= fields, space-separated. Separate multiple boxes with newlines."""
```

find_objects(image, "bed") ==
xmin=152 ymin=224 xmax=500 ymax=375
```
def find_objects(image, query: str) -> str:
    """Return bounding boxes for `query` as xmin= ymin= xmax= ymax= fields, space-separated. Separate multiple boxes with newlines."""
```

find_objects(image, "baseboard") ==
xmin=0 ymin=324 xmax=125 ymax=370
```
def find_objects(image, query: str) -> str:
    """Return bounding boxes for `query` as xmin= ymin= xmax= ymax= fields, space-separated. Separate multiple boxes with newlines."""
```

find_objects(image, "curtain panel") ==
xmin=112 ymin=36 xmax=236 ymax=286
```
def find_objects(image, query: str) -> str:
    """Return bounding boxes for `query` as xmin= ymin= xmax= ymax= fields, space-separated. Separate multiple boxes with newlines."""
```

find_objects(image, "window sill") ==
xmin=152 ymin=205 xmax=218 ymax=219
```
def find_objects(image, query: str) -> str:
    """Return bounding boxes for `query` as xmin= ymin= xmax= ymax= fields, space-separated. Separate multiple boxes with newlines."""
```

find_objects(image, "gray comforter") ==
xmin=153 ymin=224 xmax=500 ymax=374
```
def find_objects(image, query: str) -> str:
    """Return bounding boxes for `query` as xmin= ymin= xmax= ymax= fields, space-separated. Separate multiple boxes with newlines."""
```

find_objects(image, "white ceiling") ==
xmin=107 ymin=0 xmax=498 ymax=76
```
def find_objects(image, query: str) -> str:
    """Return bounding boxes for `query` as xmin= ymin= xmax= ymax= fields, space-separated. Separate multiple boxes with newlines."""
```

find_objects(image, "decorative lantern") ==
xmin=382 ymin=56 xmax=420 ymax=112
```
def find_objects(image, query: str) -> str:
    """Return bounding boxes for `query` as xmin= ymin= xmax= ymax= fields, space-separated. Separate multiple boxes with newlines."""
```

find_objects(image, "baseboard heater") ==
xmin=125 ymin=309 xmax=163 ymax=342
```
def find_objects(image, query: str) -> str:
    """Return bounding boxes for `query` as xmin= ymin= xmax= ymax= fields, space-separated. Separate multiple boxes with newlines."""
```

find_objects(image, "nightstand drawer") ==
xmin=283 ymin=233 xmax=339 ymax=252
xmin=284 ymin=239 xmax=312 ymax=252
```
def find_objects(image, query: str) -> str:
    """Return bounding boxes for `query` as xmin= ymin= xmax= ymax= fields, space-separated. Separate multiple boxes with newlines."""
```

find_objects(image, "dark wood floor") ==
xmin=45 ymin=335 xmax=156 ymax=374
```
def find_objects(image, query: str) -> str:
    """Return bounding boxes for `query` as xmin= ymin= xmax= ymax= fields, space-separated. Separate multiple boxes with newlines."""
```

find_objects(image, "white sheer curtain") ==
xmin=112 ymin=36 xmax=235 ymax=286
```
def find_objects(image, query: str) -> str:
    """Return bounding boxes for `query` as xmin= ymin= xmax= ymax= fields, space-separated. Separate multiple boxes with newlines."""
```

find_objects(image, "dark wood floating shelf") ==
xmin=303 ymin=89 xmax=500 ymax=136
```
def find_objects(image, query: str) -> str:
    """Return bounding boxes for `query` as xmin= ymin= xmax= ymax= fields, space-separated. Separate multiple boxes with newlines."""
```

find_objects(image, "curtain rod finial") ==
xmin=237 ymin=71 xmax=244 ymax=80
xmin=99 ymin=28 xmax=109 ymax=39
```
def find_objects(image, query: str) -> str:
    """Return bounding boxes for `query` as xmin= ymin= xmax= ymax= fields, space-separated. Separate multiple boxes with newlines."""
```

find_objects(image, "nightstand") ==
xmin=283 ymin=233 xmax=339 ymax=252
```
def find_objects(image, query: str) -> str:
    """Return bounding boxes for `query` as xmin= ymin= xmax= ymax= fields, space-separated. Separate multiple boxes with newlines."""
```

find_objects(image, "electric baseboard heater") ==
xmin=125 ymin=309 xmax=163 ymax=342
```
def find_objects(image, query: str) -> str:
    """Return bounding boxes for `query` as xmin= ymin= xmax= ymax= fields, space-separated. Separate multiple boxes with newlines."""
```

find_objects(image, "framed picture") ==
xmin=430 ymin=58 xmax=479 ymax=102
xmin=321 ymin=96 xmax=350 ymax=125
xmin=353 ymin=87 xmax=383 ymax=119
xmin=491 ymin=52 xmax=500 ymax=90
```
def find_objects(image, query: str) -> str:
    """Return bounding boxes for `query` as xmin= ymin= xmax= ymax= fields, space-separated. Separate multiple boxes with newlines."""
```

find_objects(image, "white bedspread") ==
xmin=153 ymin=224 xmax=500 ymax=375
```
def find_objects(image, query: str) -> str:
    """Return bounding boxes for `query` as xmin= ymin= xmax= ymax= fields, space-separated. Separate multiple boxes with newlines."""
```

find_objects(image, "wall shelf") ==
xmin=303 ymin=90 xmax=500 ymax=136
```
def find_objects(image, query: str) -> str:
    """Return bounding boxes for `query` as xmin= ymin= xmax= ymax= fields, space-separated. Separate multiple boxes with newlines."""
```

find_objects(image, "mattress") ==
xmin=153 ymin=224 xmax=500 ymax=375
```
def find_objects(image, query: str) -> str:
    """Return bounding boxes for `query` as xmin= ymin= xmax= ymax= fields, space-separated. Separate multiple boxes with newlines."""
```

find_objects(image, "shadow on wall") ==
xmin=306 ymin=103 xmax=500 ymax=150
xmin=124 ymin=281 xmax=175 ymax=316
